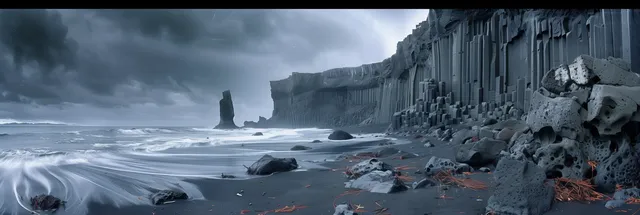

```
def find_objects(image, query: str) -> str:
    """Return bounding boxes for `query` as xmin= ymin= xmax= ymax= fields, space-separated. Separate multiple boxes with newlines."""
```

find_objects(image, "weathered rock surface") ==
xmin=424 ymin=156 xmax=472 ymax=176
xmin=328 ymin=130 xmax=354 ymax=140
xmin=252 ymin=132 xmax=264 ymax=136
xmin=214 ymin=90 xmax=238 ymax=129
xmin=344 ymin=170 xmax=408 ymax=193
xmin=333 ymin=203 xmax=356 ymax=215
xmin=30 ymin=194 xmax=63 ymax=211
xmin=606 ymin=188 xmax=640 ymax=208
xmin=455 ymin=137 xmax=507 ymax=167
xmin=150 ymin=190 xmax=189 ymax=205
xmin=246 ymin=155 xmax=298 ymax=175
xmin=346 ymin=158 xmax=394 ymax=179
xmin=486 ymin=158 xmax=554 ymax=215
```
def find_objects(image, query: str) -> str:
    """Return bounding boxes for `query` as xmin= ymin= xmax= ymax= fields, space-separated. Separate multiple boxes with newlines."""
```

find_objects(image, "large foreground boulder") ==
xmin=30 ymin=194 xmax=63 ymax=211
xmin=486 ymin=158 xmax=554 ymax=215
xmin=214 ymin=90 xmax=239 ymax=129
xmin=150 ymin=190 xmax=188 ymax=205
xmin=328 ymin=130 xmax=354 ymax=140
xmin=246 ymin=154 xmax=298 ymax=175
xmin=344 ymin=170 xmax=408 ymax=193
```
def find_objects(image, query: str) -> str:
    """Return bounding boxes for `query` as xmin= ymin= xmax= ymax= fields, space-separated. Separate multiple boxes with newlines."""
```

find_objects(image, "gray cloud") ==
xmin=0 ymin=9 xmax=428 ymax=126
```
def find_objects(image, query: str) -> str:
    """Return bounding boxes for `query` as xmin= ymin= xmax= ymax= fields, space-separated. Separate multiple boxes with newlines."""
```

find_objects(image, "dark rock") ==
xmin=594 ymin=139 xmax=640 ymax=192
xmin=290 ymin=145 xmax=312 ymax=151
xmin=328 ymin=130 xmax=354 ymax=140
xmin=214 ymin=90 xmax=239 ymax=129
xmin=246 ymin=154 xmax=298 ymax=175
xmin=486 ymin=158 xmax=554 ymax=215
xmin=496 ymin=127 xmax=516 ymax=142
xmin=252 ymin=132 xmax=264 ymax=136
xmin=455 ymin=137 xmax=507 ymax=167
xmin=221 ymin=173 xmax=237 ymax=178
xmin=243 ymin=121 xmax=258 ymax=127
xmin=347 ymin=158 xmax=394 ymax=178
xmin=451 ymin=129 xmax=478 ymax=145
xmin=479 ymin=167 xmax=491 ymax=172
xmin=344 ymin=170 xmax=408 ymax=193
xmin=482 ymin=118 xmax=498 ymax=126
xmin=424 ymin=156 xmax=471 ymax=176
xmin=606 ymin=188 xmax=640 ymax=208
xmin=311 ymin=140 xmax=322 ymax=143
xmin=30 ymin=194 xmax=63 ymax=211
xmin=150 ymin=190 xmax=189 ymax=205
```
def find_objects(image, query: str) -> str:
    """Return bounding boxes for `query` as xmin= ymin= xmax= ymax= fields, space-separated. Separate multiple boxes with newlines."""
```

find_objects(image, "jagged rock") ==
xmin=455 ymin=137 xmax=507 ymax=167
xmin=214 ymin=90 xmax=238 ymax=129
xmin=486 ymin=158 xmax=554 ymax=215
xmin=424 ymin=156 xmax=472 ymax=176
xmin=150 ymin=190 xmax=188 ymax=205
xmin=246 ymin=154 xmax=298 ymax=175
xmin=328 ymin=130 xmax=354 ymax=140
xmin=586 ymin=85 xmax=640 ymax=136
xmin=482 ymin=118 xmax=498 ymax=126
xmin=346 ymin=158 xmax=394 ymax=178
xmin=533 ymin=138 xmax=589 ymax=179
xmin=594 ymin=139 xmax=640 ymax=192
xmin=606 ymin=188 xmax=640 ymax=209
xmin=334 ymin=203 xmax=357 ymax=215
xmin=252 ymin=132 xmax=264 ymax=136
xmin=344 ymin=170 xmax=408 ymax=193
xmin=311 ymin=140 xmax=322 ymax=143
xmin=526 ymin=90 xmax=585 ymax=141
xmin=30 ymin=194 xmax=63 ymax=211
xmin=496 ymin=127 xmax=516 ymax=142
xmin=569 ymin=55 xmax=640 ymax=87
xmin=412 ymin=178 xmax=437 ymax=189
xmin=508 ymin=132 xmax=539 ymax=160
xmin=290 ymin=145 xmax=311 ymax=151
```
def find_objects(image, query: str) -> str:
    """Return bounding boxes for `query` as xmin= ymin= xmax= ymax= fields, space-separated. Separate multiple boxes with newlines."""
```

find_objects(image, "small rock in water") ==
xmin=150 ymin=190 xmax=188 ymax=205
xmin=290 ymin=145 xmax=312 ymax=151
xmin=311 ymin=140 xmax=322 ymax=143
xmin=30 ymin=194 xmax=63 ymax=211
xmin=221 ymin=173 xmax=237 ymax=178
xmin=328 ymin=130 xmax=354 ymax=140
xmin=252 ymin=132 xmax=264 ymax=136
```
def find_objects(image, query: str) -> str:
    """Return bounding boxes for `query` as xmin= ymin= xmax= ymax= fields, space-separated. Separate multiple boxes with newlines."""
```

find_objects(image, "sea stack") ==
xmin=214 ymin=90 xmax=238 ymax=129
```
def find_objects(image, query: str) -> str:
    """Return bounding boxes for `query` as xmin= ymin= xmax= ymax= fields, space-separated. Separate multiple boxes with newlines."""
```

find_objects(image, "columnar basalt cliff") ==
xmin=268 ymin=9 xmax=640 ymax=128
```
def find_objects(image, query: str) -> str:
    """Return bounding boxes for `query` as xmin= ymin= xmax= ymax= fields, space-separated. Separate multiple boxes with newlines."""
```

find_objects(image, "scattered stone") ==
xmin=221 ymin=173 xmax=237 ymax=178
xmin=412 ymin=178 xmax=437 ymax=189
xmin=346 ymin=158 xmax=394 ymax=178
xmin=30 ymin=194 xmax=63 ymax=211
xmin=455 ymin=137 xmax=507 ymax=167
xmin=252 ymin=132 xmax=264 ymax=136
xmin=245 ymin=154 xmax=298 ymax=175
xmin=344 ymin=170 xmax=408 ymax=193
xmin=486 ymin=158 xmax=554 ymax=215
xmin=290 ymin=145 xmax=312 ymax=151
xmin=424 ymin=156 xmax=471 ymax=176
xmin=334 ymin=203 xmax=356 ymax=215
xmin=328 ymin=130 xmax=354 ymax=140
xmin=150 ymin=190 xmax=188 ymax=205
xmin=311 ymin=140 xmax=322 ymax=143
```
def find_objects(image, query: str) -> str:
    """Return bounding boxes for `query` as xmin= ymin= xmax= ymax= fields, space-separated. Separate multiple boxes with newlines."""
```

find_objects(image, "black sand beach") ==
xmin=85 ymin=126 xmax=640 ymax=215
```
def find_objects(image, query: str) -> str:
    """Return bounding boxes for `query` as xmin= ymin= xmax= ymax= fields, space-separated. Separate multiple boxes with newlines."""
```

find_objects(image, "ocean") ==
xmin=0 ymin=125 xmax=391 ymax=215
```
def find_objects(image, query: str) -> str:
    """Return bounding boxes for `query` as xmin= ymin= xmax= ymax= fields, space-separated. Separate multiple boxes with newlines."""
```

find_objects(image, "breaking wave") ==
xmin=0 ymin=126 xmax=389 ymax=215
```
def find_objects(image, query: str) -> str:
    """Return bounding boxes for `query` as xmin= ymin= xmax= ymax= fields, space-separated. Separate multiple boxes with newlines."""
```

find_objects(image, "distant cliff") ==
xmin=268 ymin=9 xmax=640 ymax=128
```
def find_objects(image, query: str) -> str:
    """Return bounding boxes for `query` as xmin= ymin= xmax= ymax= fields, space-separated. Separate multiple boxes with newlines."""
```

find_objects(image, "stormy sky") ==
xmin=0 ymin=9 xmax=429 ymax=126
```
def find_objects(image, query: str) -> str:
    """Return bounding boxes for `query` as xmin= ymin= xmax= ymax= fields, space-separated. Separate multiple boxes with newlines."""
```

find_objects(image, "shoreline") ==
xmin=25 ymin=125 xmax=639 ymax=215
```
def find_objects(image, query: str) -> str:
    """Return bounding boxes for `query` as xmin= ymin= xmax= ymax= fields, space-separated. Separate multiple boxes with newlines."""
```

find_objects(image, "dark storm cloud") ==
xmin=0 ymin=9 xmax=428 ymax=126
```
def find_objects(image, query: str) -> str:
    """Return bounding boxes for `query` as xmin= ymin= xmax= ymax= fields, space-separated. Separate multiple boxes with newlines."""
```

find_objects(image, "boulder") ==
xmin=594 ymin=139 xmax=640 ymax=192
xmin=533 ymin=138 xmax=589 ymax=179
xmin=346 ymin=158 xmax=394 ymax=178
xmin=30 ymin=194 xmax=63 ymax=211
xmin=328 ymin=130 xmax=354 ymax=140
xmin=586 ymin=85 xmax=640 ymax=136
xmin=526 ymin=90 xmax=585 ymax=141
xmin=451 ymin=128 xmax=478 ymax=145
xmin=214 ymin=90 xmax=239 ymax=129
xmin=508 ymin=132 xmax=539 ymax=160
xmin=246 ymin=154 xmax=298 ymax=175
xmin=344 ymin=170 xmax=408 ymax=193
xmin=455 ymin=137 xmax=507 ymax=167
xmin=311 ymin=140 xmax=322 ymax=143
xmin=290 ymin=145 xmax=311 ymax=151
xmin=424 ymin=156 xmax=472 ymax=176
xmin=496 ymin=127 xmax=516 ymax=142
xmin=486 ymin=158 xmax=554 ymax=215
xmin=150 ymin=190 xmax=189 ymax=205
xmin=252 ymin=132 xmax=264 ymax=136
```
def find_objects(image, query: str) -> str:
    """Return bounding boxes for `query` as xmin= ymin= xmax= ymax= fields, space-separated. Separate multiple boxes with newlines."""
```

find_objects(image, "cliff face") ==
xmin=269 ymin=9 xmax=640 ymax=128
